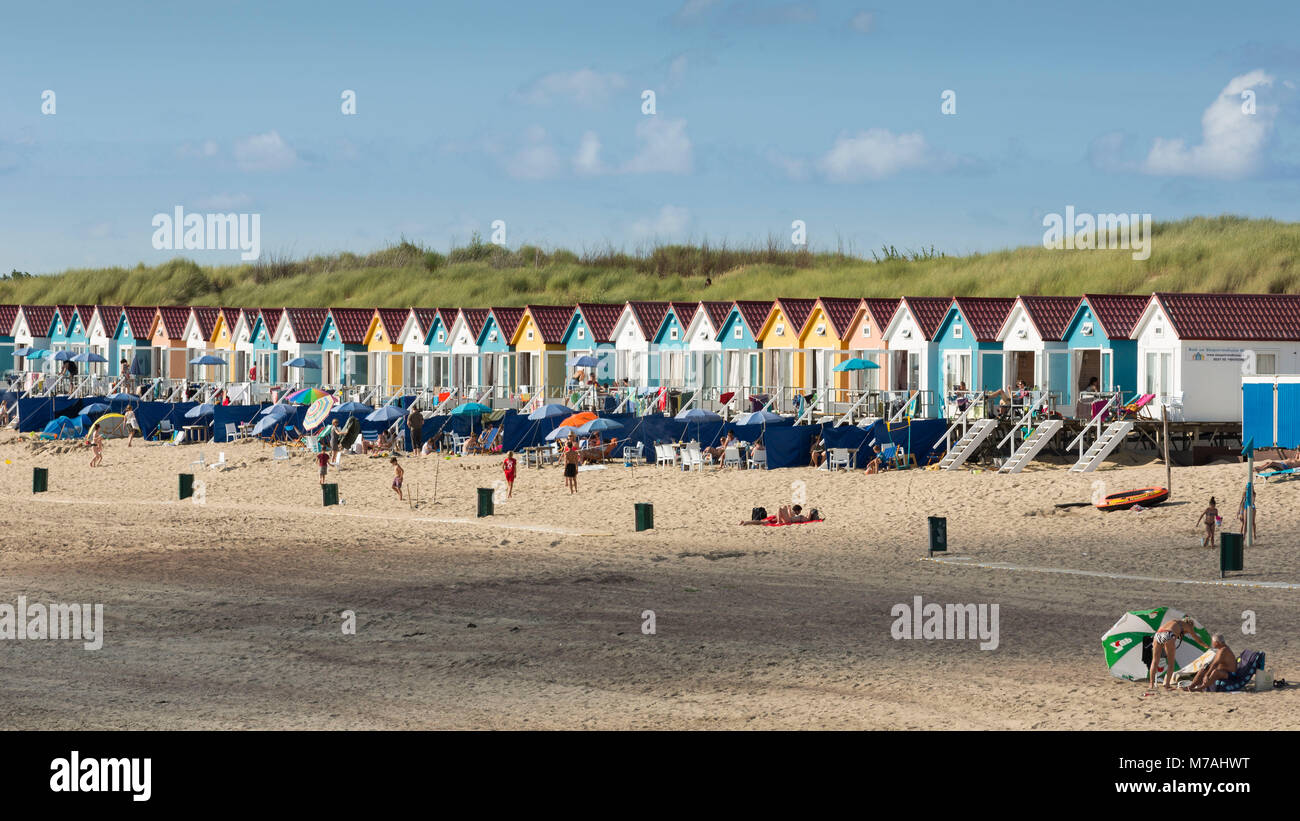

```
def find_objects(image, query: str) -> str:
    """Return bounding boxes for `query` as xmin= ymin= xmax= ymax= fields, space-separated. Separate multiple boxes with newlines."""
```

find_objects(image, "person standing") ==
xmin=124 ymin=407 xmax=141 ymax=447
xmin=328 ymin=418 xmax=344 ymax=465
xmin=89 ymin=431 xmax=104 ymax=467
xmin=1148 ymin=615 xmax=1197 ymax=691
xmin=317 ymin=448 xmax=330 ymax=485
xmin=563 ymin=441 xmax=580 ymax=494
xmin=1238 ymin=486 xmax=1257 ymax=541
xmin=390 ymin=457 xmax=404 ymax=501
xmin=1196 ymin=497 xmax=1219 ymax=548
xmin=408 ymin=406 xmax=424 ymax=454
xmin=502 ymin=450 xmax=518 ymax=498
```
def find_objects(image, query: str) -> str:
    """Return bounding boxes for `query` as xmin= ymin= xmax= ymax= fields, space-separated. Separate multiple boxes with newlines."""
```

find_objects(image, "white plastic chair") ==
xmin=684 ymin=444 xmax=704 ymax=470
xmin=190 ymin=451 xmax=205 ymax=467
xmin=747 ymin=448 xmax=767 ymax=470
xmin=655 ymin=443 xmax=675 ymax=467
xmin=827 ymin=448 xmax=851 ymax=471
xmin=207 ymin=452 xmax=227 ymax=470
xmin=622 ymin=442 xmax=644 ymax=464
xmin=722 ymin=445 xmax=742 ymax=468
xmin=271 ymin=446 xmax=290 ymax=461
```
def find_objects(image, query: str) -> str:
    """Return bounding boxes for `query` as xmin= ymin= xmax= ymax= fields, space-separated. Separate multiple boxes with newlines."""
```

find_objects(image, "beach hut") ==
xmin=444 ymin=308 xmax=490 ymax=393
xmin=717 ymin=300 xmax=772 ymax=399
xmin=322 ymin=308 xmax=373 ymax=388
xmin=842 ymin=298 xmax=899 ymax=395
xmin=395 ymin=308 xmax=436 ymax=390
xmin=85 ymin=306 xmax=122 ymax=377
xmin=1132 ymin=293 xmax=1300 ymax=422
xmin=651 ymin=302 xmax=699 ymax=389
xmin=1062 ymin=294 xmax=1147 ymax=413
xmin=510 ymin=305 xmax=573 ymax=401
xmin=113 ymin=306 xmax=157 ymax=379
xmin=181 ymin=306 xmax=222 ymax=382
xmin=684 ymin=301 xmax=732 ymax=398
xmin=934 ymin=297 xmax=1016 ymax=413
xmin=273 ymin=308 xmax=328 ymax=386
xmin=149 ymin=306 xmax=192 ymax=381
xmin=481 ymin=306 xmax=525 ymax=399
xmin=798 ymin=297 xmax=863 ymax=409
xmin=249 ymin=308 xmax=282 ymax=384
xmin=0 ymin=304 xmax=17 ymax=376
xmin=49 ymin=305 xmax=89 ymax=361
xmin=209 ymin=308 xmax=248 ymax=381
xmin=11 ymin=305 xmax=58 ymax=383
xmin=880 ymin=297 xmax=953 ymax=418
xmin=755 ymin=298 xmax=817 ymax=403
xmin=423 ymin=308 xmax=458 ymax=391
xmin=994 ymin=296 xmax=1080 ymax=408
xmin=563 ymin=303 xmax=621 ymax=386
xmin=612 ymin=301 xmax=669 ymax=388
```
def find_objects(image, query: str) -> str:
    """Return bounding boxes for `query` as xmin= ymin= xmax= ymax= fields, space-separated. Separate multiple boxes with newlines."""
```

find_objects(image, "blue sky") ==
xmin=1 ymin=0 xmax=1297 ymax=273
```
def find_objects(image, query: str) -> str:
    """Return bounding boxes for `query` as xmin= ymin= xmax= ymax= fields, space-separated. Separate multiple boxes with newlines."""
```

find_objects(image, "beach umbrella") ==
xmin=303 ymin=395 xmax=337 ymax=431
xmin=184 ymin=403 xmax=215 ymax=420
xmin=53 ymin=350 xmax=75 ymax=361
xmin=831 ymin=357 xmax=880 ymax=372
xmin=1101 ymin=607 xmax=1211 ymax=681
xmin=734 ymin=410 xmax=784 ymax=426
xmin=257 ymin=403 xmax=294 ymax=418
xmin=527 ymin=403 xmax=573 ymax=420
xmin=251 ymin=414 xmax=289 ymax=437
xmin=544 ymin=425 xmax=574 ymax=441
xmin=25 ymin=349 xmax=50 ymax=359
xmin=188 ymin=354 xmax=226 ymax=366
xmin=86 ymin=413 xmax=129 ymax=439
xmin=72 ymin=351 xmax=108 ymax=364
xmin=285 ymin=387 xmax=330 ymax=405
xmin=366 ymin=405 xmax=407 ymax=423
xmin=81 ymin=402 xmax=111 ymax=416
xmin=108 ymin=392 xmax=140 ymax=405
xmin=675 ymin=408 xmax=722 ymax=422
xmin=558 ymin=411 xmax=597 ymax=429
xmin=577 ymin=417 xmax=623 ymax=435
xmin=334 ymin=401 xmax=373 ymax=415
xmin=285 ymin=357 xmax=321 ymax=369
xmin=450 ymin=402 xmax=492 ymax=416
xmin=13 ymin=347 xmax=34 ymax=357
xmin=568 ymin=354 xmax=600 ymax=368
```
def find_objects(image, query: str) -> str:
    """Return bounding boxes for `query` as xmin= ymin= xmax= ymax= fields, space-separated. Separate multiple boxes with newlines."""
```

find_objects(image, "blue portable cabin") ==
xmin=562 ymin=303 xmax=622 ymax=386
xmin=114 ymin=306 xmax=159 ymax=378
xmin=933 ymin=297 xmax=1015 ymax=415
xmin=1061 ymin=294 xmax=1147 ymax=408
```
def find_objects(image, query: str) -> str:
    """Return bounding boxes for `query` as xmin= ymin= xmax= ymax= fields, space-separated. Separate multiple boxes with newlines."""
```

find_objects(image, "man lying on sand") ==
xmin=1188 ymin=634 xmax=1235 ymax=692
xmin=740 ymin=505 xmax=819 ymax=525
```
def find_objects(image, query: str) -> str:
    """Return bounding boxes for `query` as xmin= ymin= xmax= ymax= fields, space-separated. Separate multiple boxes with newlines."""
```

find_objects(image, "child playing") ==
xmin=502 ymin=450 xmax=518 ymax=498
xmin=89 ymin=431 xmax=104 ymax=467
xmin=390 ymin=457 xmax=404 ymax=501
xmin=1196 ymin=496 xmax=1219 ymax=548
xmin=317 ymin=449 xmax=329 ymax=485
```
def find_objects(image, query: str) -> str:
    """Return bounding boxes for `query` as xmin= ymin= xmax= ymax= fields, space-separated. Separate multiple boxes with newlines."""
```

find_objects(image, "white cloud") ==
xmin=673 ymin=0 xmax=722 ymax=24
xmin=233 ymin=131 xmax=297 ymax=172
xmin=817 ymin=128 xmax=932 ymax=181
xmin=632 ymin=205 xmax=690 ymax=238
xmin=624 ymin=117 xmax=693 ymax=174
xmin=573 ymin=131 xmax=605 ymax=175
xmin=1144 ymin=70 xmax=1277 ymax=179
xmin=503 ymin=127 xmax=561 ymax=179
xmin=517 ymin=68 xmax=627 ymax=106
xmin=849 ymin=11 xmax=875 ymax=33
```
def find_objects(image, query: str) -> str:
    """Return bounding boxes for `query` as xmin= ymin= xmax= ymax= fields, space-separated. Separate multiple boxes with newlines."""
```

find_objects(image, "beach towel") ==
xmin=759 ymin=517 xmax=825 ymax=527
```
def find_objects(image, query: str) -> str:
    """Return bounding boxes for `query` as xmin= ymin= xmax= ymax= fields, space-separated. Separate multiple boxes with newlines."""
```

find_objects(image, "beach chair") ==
xmin=746 ymin=448 xmax=767 ymax=470
xmin=1212 ymin=650 xmax=1266 ymax=692
xmin=191 ymin=451 xmax=206 ymax=467
xmin=655 ymin=443 xmax=677 ymax=468
xmin=683 ymin=443 xmax=705 ymax=470
xmin=271 ymin=446 xmax=289 ymax=461
xmin=156 ymin=419 xmax=174 ymax=442
xmin=479 ymin=427 xmax=499 ymax=453
xmin=1119 ymin=393 xmax=1156 ymax=420
xmin=224 ymin=422 xmax=253 ymax=443
xmin=722 ymin=445 xmax=742 ymax=469
xmin=827 ymin=447 xmax=851 ymax=471
xmin=207 ymin=452 xmax=227 ymax=470
xmin=622 ymin=442 xmax=644 ymax=464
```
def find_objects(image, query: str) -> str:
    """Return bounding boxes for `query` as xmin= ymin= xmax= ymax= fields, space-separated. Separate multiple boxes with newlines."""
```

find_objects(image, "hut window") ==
xmin=900 ymin=329 xmax=911 ymax=339
xmin=734 ymin=326 xmax=742 ymax=339
xmin=577 ymin=328 xmax=585 ymax=340
xmin=438 ymin=331 xmax=445 ymax=342
xmin=816 ymin=324 xmax=826 ymax=336
xmin=670 ymin=327 xmax=679 ymax=340
xmin=862 ymin=326 xmax=870 ymax=338
xmin=1081 ymin=322 xmax=1093 ymax=336
xmin=527 ymin=330 xmax=534 ymax=340
xmin=776 ymin=324 xmax=785 ymax=336
xmin=954 ymin=325 xmax=963 ymax=339
xmin=489 ymin=331 xmax=498 ymax=342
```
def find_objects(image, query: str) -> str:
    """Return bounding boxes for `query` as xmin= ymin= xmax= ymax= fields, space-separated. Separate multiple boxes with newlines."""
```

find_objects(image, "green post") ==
xmin=476 ymin=487 xmax=494 ymax=517
xmin=928 ymin=516 xmax=947 ymax=557
xmin=32 ymin=467 xmax=48 ymax=493
xmin=178 ymin=473 xmax=194 ymax=500
xmin=635 ymin=502 xmax=654 ymax=532
xmin=322 ymin=483 xmax=339 ymax=507
xmin=1220 ymin=532 xmax=1243 ymax=578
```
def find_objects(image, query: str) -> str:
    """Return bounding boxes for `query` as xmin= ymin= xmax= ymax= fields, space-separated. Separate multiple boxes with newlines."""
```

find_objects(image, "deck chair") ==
xmin=1212 ymin=650 xmax=1266 ymax=692
xmin=1119 ymin=393 xmax=1156 ymax=420
xmin=827 ymin=447 xmax=851 ymax=471
xmin=479 ymin=427 xmax=499 ymax=452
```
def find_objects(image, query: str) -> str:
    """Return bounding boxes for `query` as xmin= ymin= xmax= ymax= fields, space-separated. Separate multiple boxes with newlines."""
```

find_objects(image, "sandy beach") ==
xmin=1 ymin=430 xmax=1296 ymax=730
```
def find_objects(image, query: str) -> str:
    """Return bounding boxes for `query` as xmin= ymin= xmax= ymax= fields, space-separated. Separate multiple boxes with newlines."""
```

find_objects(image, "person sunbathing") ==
xmin=708 ymin=432 xmax=737 ymax=464
xmin=778 ymin=504 xmax=811 ymax=523
xmin=1256 ymin=455 xmax=1300 ymax=472
xmin=1188 ymin=634 xmax=1235 ymax=692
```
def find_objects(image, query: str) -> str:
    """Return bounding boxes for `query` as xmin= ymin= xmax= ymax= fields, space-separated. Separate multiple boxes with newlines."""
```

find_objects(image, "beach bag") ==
xmin=809 ymin=508 xmax=820 ymax=521
xmin=751 ymin=507 xmax=767 ymax=521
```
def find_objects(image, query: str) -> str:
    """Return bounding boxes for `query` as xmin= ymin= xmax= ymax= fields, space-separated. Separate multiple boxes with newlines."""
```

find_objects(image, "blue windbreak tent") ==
xmin=41 ymin=416 xmax=86 ymax=439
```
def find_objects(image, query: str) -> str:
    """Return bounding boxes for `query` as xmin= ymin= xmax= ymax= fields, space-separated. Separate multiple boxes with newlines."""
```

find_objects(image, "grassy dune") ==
xmin=2 ymin=215 xmax=1297 ymax=308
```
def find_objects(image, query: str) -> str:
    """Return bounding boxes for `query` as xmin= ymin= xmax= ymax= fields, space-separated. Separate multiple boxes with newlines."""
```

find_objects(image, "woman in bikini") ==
xmin=1149 ymin=615 xmax=1197 ymax=690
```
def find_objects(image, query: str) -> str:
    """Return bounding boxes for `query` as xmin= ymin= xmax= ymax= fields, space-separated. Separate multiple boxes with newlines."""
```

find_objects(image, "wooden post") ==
xmin=1162 ymin=405 xmax=1171 ymax=493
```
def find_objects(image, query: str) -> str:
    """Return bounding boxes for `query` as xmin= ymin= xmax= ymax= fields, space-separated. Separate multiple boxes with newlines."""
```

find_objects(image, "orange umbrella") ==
xmin=558 ymin=412 xmax=597 ymax=428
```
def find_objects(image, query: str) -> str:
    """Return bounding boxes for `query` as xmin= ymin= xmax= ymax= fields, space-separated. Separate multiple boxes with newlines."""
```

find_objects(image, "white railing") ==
xmin=934 ymin=391 xmax=986 ymax=451
xmin=997 ymin=389 xmax=1045 ymax=452
xmin=1065 ymin=392 xmax=1121 ymax=460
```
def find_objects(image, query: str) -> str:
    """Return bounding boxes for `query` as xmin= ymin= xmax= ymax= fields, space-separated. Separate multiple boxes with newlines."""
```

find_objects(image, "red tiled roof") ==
xmin=121 ymin=306 xmax=155 ymax=338
xmin=899 ymin=296 xmax=953 ymax=340
xmin=375 ymin=309 xmax=410 ymax=342
xmin=814 ymin=297 xmax=862 ymax=337
xmin=157 ymin=306 xmax=190 ymax=339
xmin=951 ymin=297 xmax=1016 ymax=342
xmin=328 ymin=308 xmax=373 ymax=344
xmin=74 ymin=305 xmax=95 ymax=327
xmin=669 ymin=302 xmax=700 ymax=328
xmin=701 ymin=301 xmax=731 ymax=331
xmin=21 ymin=305 xmax=57 ymax=336
xmin=774 ymin=298 xmax=816 ymax=333
xmin=258 ymin=308 xmax=283 ymax=336
xmin=733 ymin=300 xmax=774 ymax=336
xmin=1153 ymin=292 xmax=1300 ymax=341
xmin=411 ymin=309 xmax=438 ymax=338
xmin=192 ymin=306 xmax=221 ymax=338
xmin=216 ymin=307 xmax=242 ymax=333
xmin=523 ymin=305 xmax=572 ymax=344
xmin=1082 ymin=293 xmax=1150 ymax=339
xmin=436 ymin=308 xmax=459 ymax=329
xmin=0 ymin=305 xmax=19 ymax=336
xmin=458 ymin=308 xmax=490 ymax=339
xmin=489 ymin=307 xmax=525 ymax=340
xmin=575 ymin=303 xmax=622 ymax=343
xmin=862 ymin=298 xmax=901 ymax=331
xmin=627 ymin=301 xmax=670 ymax=339
xmin=283 ymin=308 xmax=328 ymax=342
xmin=1015 ymin=296 xmax=1080 ymax=341
xmin=95 ymin=306 xmax=123 ymax=335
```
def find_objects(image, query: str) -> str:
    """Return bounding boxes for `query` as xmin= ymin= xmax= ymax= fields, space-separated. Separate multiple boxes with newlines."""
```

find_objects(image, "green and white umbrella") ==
xmin=1101 ymin=607 xmax=1211 ymax=681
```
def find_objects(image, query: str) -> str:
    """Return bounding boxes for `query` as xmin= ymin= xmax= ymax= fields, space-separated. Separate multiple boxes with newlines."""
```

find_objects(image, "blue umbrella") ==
xmin=450 ymin=402 xmax=492 ymax=416
xmin=545 ymin=424 xmax=584 ymax=441
xmin=675 ymin=408 xmax=722 ymax=422
xmin=82 ymin=403 xmax=111 ymax=416
xmin=53 ymin=350 xmax=75 ymax=361
xmin=25 ymin=349 xmax=50 ymax=359
xmin=108 ymin=392 xmax=140 ymax=404
xmin=285 ymin=357 xmax=320 ymax=369
xmin=334 ymin=401 xmax=373 ymax=414
xmin=831 ymin=357 xmax=880 ymax=372
xmin=188 ymin=354 xmax=227 ymax=366
xmin=12 ymin=347 xmax=34 ymax=357
xmin=366 ymin=405 xmax=408 ymax=423
xmin=184 ymin=403 xmax=215 ymax=420
xmin=257 ymin=403 xmax=294 ymax=418
xmin=527 ymin=403 xmax=573 ymax=420
xmin=734 ymin=410 xmax=784 ymax=425
xmin=577 ymin=418 xmax=623 ymax=435
xmin=72 ymin=351 xmax=108 ymax=363
xmin=568 ymin=355 xmax=600 ymax=368
xmin=251 ymin=415 xmax=288 ymax=437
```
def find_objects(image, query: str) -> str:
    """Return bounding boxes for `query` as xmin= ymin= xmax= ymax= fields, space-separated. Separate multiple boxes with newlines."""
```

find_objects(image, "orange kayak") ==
xmin=1096 ymin=487 xmax=1170 ymax=511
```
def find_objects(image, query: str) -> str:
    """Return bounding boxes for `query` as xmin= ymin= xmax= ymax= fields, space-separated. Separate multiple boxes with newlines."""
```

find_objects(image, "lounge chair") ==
xmin=1212 ymin=650 xmax=1266 ymax=692
xmin=1119 ymin=393 xmax=1156 ymax=420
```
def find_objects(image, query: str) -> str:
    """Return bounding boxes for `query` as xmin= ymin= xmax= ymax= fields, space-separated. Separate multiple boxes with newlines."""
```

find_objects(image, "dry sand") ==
xmin=0 ymin=429 xmax=1296 ymax=730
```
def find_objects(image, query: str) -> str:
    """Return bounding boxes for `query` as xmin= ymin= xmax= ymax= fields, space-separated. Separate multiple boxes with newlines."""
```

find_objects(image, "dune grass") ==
xmin=2 ymin=216 xmax=1297 ymax=308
